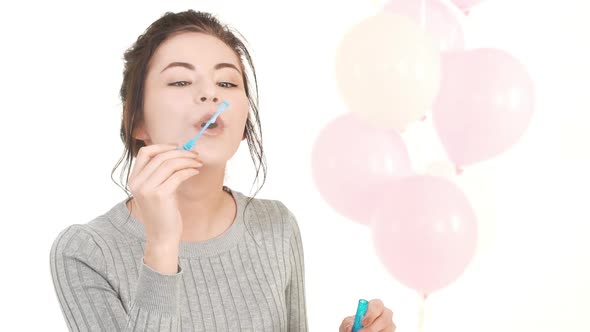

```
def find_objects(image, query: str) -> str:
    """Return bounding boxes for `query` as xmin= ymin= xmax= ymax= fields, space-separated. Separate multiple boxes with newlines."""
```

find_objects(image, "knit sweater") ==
xmin=50 ymin=186 xmax=308 ymax=331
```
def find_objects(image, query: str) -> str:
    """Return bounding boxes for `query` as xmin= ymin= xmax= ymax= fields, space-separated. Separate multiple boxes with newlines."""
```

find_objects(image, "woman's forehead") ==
xmin=150 ymin=32 xmax=240 ymax=72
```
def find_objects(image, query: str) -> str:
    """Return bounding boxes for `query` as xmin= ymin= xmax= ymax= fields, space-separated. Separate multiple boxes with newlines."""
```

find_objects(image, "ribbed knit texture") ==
xmin=50 ymin=186 xmax=308 ymax=331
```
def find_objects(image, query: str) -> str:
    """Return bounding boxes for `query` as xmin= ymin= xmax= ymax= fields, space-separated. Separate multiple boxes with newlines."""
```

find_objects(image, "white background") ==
xmin=1 ymin=0 xmax=589 ymax=331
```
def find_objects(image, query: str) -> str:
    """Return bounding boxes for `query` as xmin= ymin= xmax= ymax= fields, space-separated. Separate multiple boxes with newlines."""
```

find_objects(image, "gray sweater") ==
xmin=50 ymin=186 xmax=308 ymax=331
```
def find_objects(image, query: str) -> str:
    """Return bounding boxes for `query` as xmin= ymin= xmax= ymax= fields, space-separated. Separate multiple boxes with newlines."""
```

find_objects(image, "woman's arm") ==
xmin=50 ymin=225 xmax=182 ymax=331
xmin=283 ymin=207 xmax=309 ymax=331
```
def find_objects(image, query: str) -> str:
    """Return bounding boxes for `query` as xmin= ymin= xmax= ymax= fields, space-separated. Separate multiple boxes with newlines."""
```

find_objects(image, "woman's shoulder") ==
xmin=49 ymin=200 xmax=131 ymax=261
xmin=236 ymin=186 xmax=295 ymax=214
xmin=49 ymin=204 xmax=128 ymax=292
xmin=234 ymin=187 xmax=300 ymax=237
xmin=49 ymin=220 xmax=111 ymax=279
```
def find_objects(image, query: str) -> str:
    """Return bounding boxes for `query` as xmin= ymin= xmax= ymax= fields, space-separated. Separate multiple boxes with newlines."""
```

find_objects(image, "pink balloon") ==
xmin=311 ymin=112 xmax=413 ymax=225
xmin=450 ymin=0 xmax=486 ymax=12
xmin=384 ymin=0 xmax=464 ymax=52
xmin=433 ymin=48 xmax=535 ymax=167
xmin=370 ymin=175 xmax=478 ymax=295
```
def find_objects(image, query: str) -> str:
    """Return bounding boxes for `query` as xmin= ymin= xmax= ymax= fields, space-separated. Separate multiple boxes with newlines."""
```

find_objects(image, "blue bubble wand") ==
xmin=177 ymin=100 xmax=229 ymax=151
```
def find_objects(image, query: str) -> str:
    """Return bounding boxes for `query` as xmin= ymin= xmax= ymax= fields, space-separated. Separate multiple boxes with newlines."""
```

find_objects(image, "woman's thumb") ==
xmin=340 ymin=315 xmax=355 ymax=332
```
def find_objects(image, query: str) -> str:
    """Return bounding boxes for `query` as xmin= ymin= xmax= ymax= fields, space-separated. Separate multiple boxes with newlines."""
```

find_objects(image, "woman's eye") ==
xmin=169 ymin=81 xmax=237 ymax=88
xmin=218 ymin=82 xmax=238 ymax=88
xmin=169 ymin=81 xmax=191 ymax=87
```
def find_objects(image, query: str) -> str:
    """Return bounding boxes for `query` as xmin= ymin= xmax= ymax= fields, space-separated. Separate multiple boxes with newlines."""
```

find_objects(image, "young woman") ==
xmin=50 ymin=9 xmax=396 ymax=332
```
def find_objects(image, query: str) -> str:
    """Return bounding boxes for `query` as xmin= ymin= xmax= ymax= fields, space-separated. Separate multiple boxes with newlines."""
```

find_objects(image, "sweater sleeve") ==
xmin=49 ymin=225 xmax=183 ymax=331
xmin=281 ymin=205 xmax=309 ymax=331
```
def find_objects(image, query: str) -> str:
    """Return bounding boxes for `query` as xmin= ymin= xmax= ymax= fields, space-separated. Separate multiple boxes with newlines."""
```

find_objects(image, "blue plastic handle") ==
xmin=352 ymin=299 xmax=368 ymax=332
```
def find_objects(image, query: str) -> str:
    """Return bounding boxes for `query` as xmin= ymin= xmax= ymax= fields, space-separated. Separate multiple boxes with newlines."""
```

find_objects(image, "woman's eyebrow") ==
xmin=213 ymin=62 xmax=242 ymax=75
xmin=160 ymin=61 xmax=242 ymax=75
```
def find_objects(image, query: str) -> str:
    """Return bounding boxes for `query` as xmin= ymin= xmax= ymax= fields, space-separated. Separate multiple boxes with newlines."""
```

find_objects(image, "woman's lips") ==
xmin=194 ymin=112 xmax=225 ymax=136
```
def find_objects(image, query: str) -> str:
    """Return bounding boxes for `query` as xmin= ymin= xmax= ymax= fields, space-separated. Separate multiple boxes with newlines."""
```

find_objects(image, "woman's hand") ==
xmin=339 ymin=299 xmax=396 ymax=332
xmin=128 ymin=143 xmax=203 ymax=245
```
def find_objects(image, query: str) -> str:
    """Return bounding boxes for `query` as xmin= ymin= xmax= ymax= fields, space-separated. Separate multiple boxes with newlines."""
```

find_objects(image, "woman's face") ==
xmin=136 ymin=31 xmax=249 ymax=166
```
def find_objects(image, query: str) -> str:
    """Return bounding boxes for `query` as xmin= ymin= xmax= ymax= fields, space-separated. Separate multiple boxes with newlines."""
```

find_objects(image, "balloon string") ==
xmin=417 ymin=293 xmax=428 ymax=332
